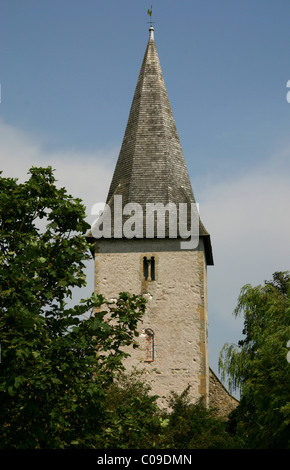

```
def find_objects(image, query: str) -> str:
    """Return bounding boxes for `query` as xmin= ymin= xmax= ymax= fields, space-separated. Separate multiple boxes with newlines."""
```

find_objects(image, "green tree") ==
xmin=158 ymin=386 xmax=240 ymax=449
xmin=219 ymin=272 xmax=290 ymax=448
xmin=95 ymin=370 xmax=162 ymax=449
xmin=0 ymin=167 xmax=147 ymax=448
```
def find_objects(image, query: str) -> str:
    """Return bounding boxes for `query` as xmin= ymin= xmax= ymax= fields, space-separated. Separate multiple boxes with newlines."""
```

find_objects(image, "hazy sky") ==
xmin=1 ymin=0 xmax=290 ymax=392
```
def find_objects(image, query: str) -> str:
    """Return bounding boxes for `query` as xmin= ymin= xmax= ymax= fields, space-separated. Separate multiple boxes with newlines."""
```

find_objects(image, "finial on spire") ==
xmin=147 ymin=5 xmax=155 ymax=40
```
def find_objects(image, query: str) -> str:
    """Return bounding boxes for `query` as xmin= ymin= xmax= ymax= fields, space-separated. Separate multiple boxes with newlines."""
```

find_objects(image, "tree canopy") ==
xmin=219 ymin=271 xmax=290 ymax=448
xmin=0 ymin=167 xmax=148 ymax=448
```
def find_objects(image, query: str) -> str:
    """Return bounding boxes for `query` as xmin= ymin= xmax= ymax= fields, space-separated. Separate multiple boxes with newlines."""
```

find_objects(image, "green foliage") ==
xmin=158 ymin=387 xmax=240 ymax=449
xmin=0 ymin=167 xmax=147 ymax=448
xmin=93 ymin=371 xmax=163 ymax=449
xmin=219 ymin=272 xmax=290 ymax=448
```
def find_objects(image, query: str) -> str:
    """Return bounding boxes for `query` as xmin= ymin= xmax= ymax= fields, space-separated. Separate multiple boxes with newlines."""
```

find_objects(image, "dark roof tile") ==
xmin=102 ymin=28 xmax=213 ymax=265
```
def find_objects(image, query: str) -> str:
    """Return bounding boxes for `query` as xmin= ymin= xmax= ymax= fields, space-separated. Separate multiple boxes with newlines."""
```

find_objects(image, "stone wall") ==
xmin=94 ymin=237 xmax=209 ymax=408
xmin=94 ymin=237 xmax=237 ymax=414
xmin=209 ymin=368 xmax=239 ymax=416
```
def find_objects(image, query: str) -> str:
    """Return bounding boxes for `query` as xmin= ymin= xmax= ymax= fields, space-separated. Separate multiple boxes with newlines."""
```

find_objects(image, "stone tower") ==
xmin=91 ymin=26 xmax=213 ymax=406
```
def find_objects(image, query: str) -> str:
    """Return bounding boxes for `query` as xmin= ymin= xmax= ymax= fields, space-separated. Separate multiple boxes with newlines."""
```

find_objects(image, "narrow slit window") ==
xmin=150 ymin=256 xmax=155 ymax=280
xmin=143 ymin=256 xmax=155 ymax=281
xmin=144 ymin=328 xmax=154 ymax=362
xmin=143 ymin=256 xmax=148 ymax=280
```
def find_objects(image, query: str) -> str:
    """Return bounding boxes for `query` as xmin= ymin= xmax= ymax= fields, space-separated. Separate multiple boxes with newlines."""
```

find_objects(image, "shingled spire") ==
xmin=105 ymin=26 xmax=213 ymax=264
xmin=92 ymin=24 xmax=214 ymax=406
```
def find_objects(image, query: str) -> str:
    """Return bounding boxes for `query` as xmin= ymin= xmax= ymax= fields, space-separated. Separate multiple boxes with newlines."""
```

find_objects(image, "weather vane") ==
xmin=147 ymin=5 xmax=154 ymax=27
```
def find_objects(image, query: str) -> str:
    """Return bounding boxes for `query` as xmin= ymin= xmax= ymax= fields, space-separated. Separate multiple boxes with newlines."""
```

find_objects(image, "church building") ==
xmin=90 ymin=25 xmax=236 ymax=411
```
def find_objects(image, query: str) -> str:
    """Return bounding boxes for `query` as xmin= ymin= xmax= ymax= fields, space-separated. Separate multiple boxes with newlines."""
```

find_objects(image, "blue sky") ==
xmin=1 ymin=0 xmax=290 ymax=393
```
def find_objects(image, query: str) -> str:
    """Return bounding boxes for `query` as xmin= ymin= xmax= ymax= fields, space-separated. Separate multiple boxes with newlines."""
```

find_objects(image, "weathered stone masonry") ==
xmin=209 ymin=368 xmax=239 ymax=416
xmin=94 ymin=238 xmax=210 ymax=408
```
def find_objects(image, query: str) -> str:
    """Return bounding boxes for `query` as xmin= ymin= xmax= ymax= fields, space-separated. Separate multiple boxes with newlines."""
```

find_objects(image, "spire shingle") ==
xmin=107 ymin=27 xmax=194 ymax=209
xmin=103 ymin=28 xmax=213 ymax=264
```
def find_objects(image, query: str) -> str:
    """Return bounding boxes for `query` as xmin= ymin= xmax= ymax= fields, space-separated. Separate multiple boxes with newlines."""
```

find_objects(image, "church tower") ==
xmin=92 ymin=26 xmax=213 ymax=406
